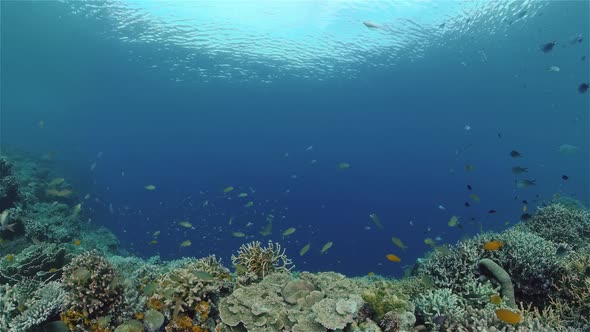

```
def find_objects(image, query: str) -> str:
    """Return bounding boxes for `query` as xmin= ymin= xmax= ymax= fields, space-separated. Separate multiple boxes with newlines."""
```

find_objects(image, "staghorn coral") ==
xmin=524 ymin=203 xmax=590 ymax=248
xmin=0 ymin=280 xmax=65 ymax=332
xmin=231 ymin=241 xmax=293 ymax=284
xmin=61 ymin=250 xmax=122 ymax=328
xmin=550 ymin=250 xmax=590 ymax=328
xmin=24 ymin=202 xmax=80 ymax=243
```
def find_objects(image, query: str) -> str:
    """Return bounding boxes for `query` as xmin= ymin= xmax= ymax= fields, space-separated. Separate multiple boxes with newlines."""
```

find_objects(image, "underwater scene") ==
xmin=1 ymin=0 xmax=589 ymax=331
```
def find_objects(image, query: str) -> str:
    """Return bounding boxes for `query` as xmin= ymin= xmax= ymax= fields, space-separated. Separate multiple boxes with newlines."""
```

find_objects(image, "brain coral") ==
xmin=524 ymin=203 xmax=590 ymax=248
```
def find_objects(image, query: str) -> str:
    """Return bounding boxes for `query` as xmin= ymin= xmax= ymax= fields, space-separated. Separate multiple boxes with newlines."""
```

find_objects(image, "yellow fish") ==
xmin=367 ymin=272 xmax=375 ymax=277
xmin=320 ymin=241 xmax=333 ymax=254
xmin=495 ymin=309 xmax=521 ymax=325
xmin=237 ymin=193 xmax=248 ymax=198
xmin=469 ymin=194 xmax=480 ymax=202
xmin=6 ymin=254 xmax=14 ymax=262
xmin=243 ymin=201 xmax=254 ymax=208
xmin=48 ymin=178 xmax=65 ymax=187
xmin=523 ymin=205 xmax=527 ymax=212
xmin=223 ymin=186 xmax=235 ymax=193
xmin=260 ymin=220 xmax=272 ymax=236
xmin=180 ymin=240 xmax=191 ymax=247
xmin=144 ymin=185 xmax=156 ymax=190
xmin=490 ymin=294 xmax=502 ymax=305
xmin=448 ymin=215 xmax=460 ymax=227
xmin=48 ymin=268 xmax=58 ymax=273
xmin=369 ymin=213 xmax=383 ymax=228
xmin=299 ymin=243 xmax=311 ymax=256
xmin=72 ymin=204 xmax=82 ymax=218
xmin=74 ymin=239 xmax=81 ymax=246
xmin=338 ymin=162 xmax=350 ymax=169
xmin=424 ymin=238 xmax=435 ymax=246
xmin=178 ymin=221 xmax=192 ymax=228
xmin=386 ymin=254 xmax=401 ymax=263
xmin=282 ymin=228 xmax=296 ymax=237
xmin=465 ymin=164 xmax=474 ymax=172
xmin=483 ymin=240 xmax=503 ymax=251
xmin=149 ymin=240 xmax=158 ymax=245
xmin=391 ymin=237 xmax=407 ymax=251
xmin=232 ymin=232 xmax=246 ymax=238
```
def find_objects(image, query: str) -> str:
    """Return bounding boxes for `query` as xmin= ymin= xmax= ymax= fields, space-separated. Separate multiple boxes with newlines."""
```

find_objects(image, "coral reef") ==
xmin=0 ymin=242 xmax=66 ymax=283
xmin=524 ymin=203 xmax=590 ymax=249
xmin=231 ymin=240 xmax=293 ymax=284
xmin=478 ymin=258 xmax=516 ymax=308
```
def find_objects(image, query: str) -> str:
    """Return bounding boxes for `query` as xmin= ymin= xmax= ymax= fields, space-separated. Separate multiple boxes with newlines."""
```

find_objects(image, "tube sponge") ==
xmin=478 ymin=258 xmax=516 ymax=308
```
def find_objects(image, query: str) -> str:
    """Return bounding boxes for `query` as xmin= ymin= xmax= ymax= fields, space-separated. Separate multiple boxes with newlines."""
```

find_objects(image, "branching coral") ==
xmin=550 ymin=250 xmax=590 ymax=328
xmin=61 ymin=250 xmax=122 ymax=328
xmin=524 ymin=203 xmax=590 ymax=248
xmin=231 ymin=241 xmax=293 ymax=284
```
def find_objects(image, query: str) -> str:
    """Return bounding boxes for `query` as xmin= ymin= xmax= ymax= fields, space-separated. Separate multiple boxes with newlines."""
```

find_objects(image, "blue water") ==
xmin=1 ymin=0 xmax=588 ymax=277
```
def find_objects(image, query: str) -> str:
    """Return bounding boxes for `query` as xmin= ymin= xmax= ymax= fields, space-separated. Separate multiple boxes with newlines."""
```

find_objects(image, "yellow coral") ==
xmin=147 ymin=298 xmax=164 ymax=311
xmin=165 ymin=315 xmax=194 ymax=332
xmin=135 ymin=312 xmax=145 ymax=320
xmin=60 ymin=310 xmax=90 ymax=330
xmin=195 ymin=301 xmax=210 ymax=321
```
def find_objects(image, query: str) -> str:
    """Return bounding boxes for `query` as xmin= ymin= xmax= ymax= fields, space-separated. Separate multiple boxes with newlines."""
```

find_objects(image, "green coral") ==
xmin=361 ymin=280 xmax=414 ymax=321
xmin=414 ymin=288 xmax=466 ymax=329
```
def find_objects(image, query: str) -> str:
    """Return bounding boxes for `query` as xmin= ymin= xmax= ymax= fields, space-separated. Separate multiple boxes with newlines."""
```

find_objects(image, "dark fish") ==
xmin=556 ymin=246 xmax=568 ymax=257
xmin=520 ymin=213 xmax=532 ymax=221
xmin=579 ymin=83 xmax=589 ymax=93
xmin=562 ymin=175 xmax=569 ymax=180
xmin=540 ymin=41 xmax=556 ymax=53
xmin=497 ymin=132 xmax=502 ymax=138
xmin=488 ymin=209 xmax=497 ymax=214
xmin=467 ymin=184 xmax=472 ymax=190
xmin=510 ymin=150 xmax=522 ymax=158
xmin=570 ymin=34 xmax=583 ymax=44
xmin=516 ymin=179 xmax=536 ymax=188
xmin=522 ymin=200 xmax=528 ymax=204
xmin=465 ymin=202 xmax=471 ymax=207
xmin=511 ymin=166 xmax=528 ymax=175
xmin=582 ymin=55 xmax=587 ymax=61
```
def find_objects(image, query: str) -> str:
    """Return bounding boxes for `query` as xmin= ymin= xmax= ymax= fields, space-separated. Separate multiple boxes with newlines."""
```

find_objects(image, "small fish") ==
xmin=469 ymin=194 xmax=480 ymax=202
xmin=74 ymin=239 xmax=82 ymax=246
xmin=510 ymin=150 xmax=522 ymax=158
xmin=180 ymin=240 xmax=191 ymax=247
xmin=562 ymin=175 xmax=569 ymax=180
xmin=367 ymin=271 xmax=374 ymax=277
xmin=495 ymin=309 xmax=521 ymax=325
xmin=579 ymin=83 xmax=589 ymax=93
xmin=522 ymin=200 xmax=528 ymax=204
xmin=363 ymin=21 xmax=381 ymax=29
xmin=520 ymin=213 xmax=532 ymax=221
xmin=483 ymin=240 xmax=503 ymax=251
xmin=465 ymin=164 xmax=474 ymax=172
xmin=434 ymin=246 xmax=452 ymax=255
xmin=547 ymin=66 xmax=560 ymax=72
xmin=0 ymin=210 xmax=16 ymax=233
xmin=448 ymin=215 xmax=460 ymax=227
xmin=149 ymin=240 xmax=158 ymax=245
xmin=299 ymin=243 xmax=311 ymax=256
xmin=38 ymin=120 xmax=45 ymax=129
xmin=282 ymin=228 xmax=296 ymax=237
xmin=144 ymin=185 xmax=156 ymax=190
xmin=464 ymin=202 xmax=471 ymax=207
xmin=178 ymin=221 xmax=192 ymax=228
xmin=464 ymin=124 xmax=471 ymax=131
xmin=488 ymin=209 xmax=497 ymax=214
xmin=386 ymin=254 xmax=401 ymax=263
xmin=232 ymin=232 xmax=246 ymax=238
xmin=424 ymin=238 xmax=435 ymax=246
xmin=228 ymin=216 xmax=234 ymax=225
xmin=369 ymin=213 xmax=383 ymax=228
xmin=237 ymin=193 xmax=248 ymax=198
xmin=320 ymin=241 xmax=333 ymax=254
xmin=223 ymin=186 xmax=235 ymax=193
xmin=540 ymin=41 xmax=556 ymax=53
xmin=72 ymin=204 xmax=82 ymax=218
xmin=516 ymin=179 xmax=536 ymax=188
xmin=467 ymin=184 xmax=472 ymax=190
xmin=243 ymin=201 xmax=254 ymax=208
xmin=305 ymin=145 xmax=313 ymax=151
xmin=48 ymin=268 xmax=58 ymax=273
xmin=260 ymin=220 xmax=272 ymax=236
xmin=511 ymin=166 xmax=528 ymax=175
xmin=438 ymin=205 xmax=446 ymax=210
xmin=558 ymin=144 xmax=579 ymax=155
xmin=523 ymin=205 xmax=527 ymax=212
xmin=152 ymin=230 xmax=160 ymax=237
xmin=391 ymin=237 xmax=408 ymax=251
xmin=6 ymin=254 xmax=14 ymax=262
xmin=338 ymin=162 xmax=351 ymax=169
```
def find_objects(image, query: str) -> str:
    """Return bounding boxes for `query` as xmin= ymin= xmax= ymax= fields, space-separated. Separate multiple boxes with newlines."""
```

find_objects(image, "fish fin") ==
xmin=6 ymin=223 xmax=16 ymax=232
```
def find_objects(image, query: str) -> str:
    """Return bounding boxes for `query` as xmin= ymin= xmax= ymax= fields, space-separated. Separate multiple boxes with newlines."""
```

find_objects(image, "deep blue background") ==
xmin=1 ymin=1 xmax=588 ymax=277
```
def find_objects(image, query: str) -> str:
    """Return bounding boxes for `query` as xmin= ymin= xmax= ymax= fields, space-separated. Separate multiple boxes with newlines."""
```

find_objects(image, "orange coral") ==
xmin=195 ymin=301 xmax=210 ymax=322
xmin=60 ymin=310 xmax=90 ymax=330
xmin=147 ymin=298 xmax=164 ymax=311
xmin=135 ymin=312 xmax=145 ymax=320
xmin=165 ymin=315 xmax=194 ymax=332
